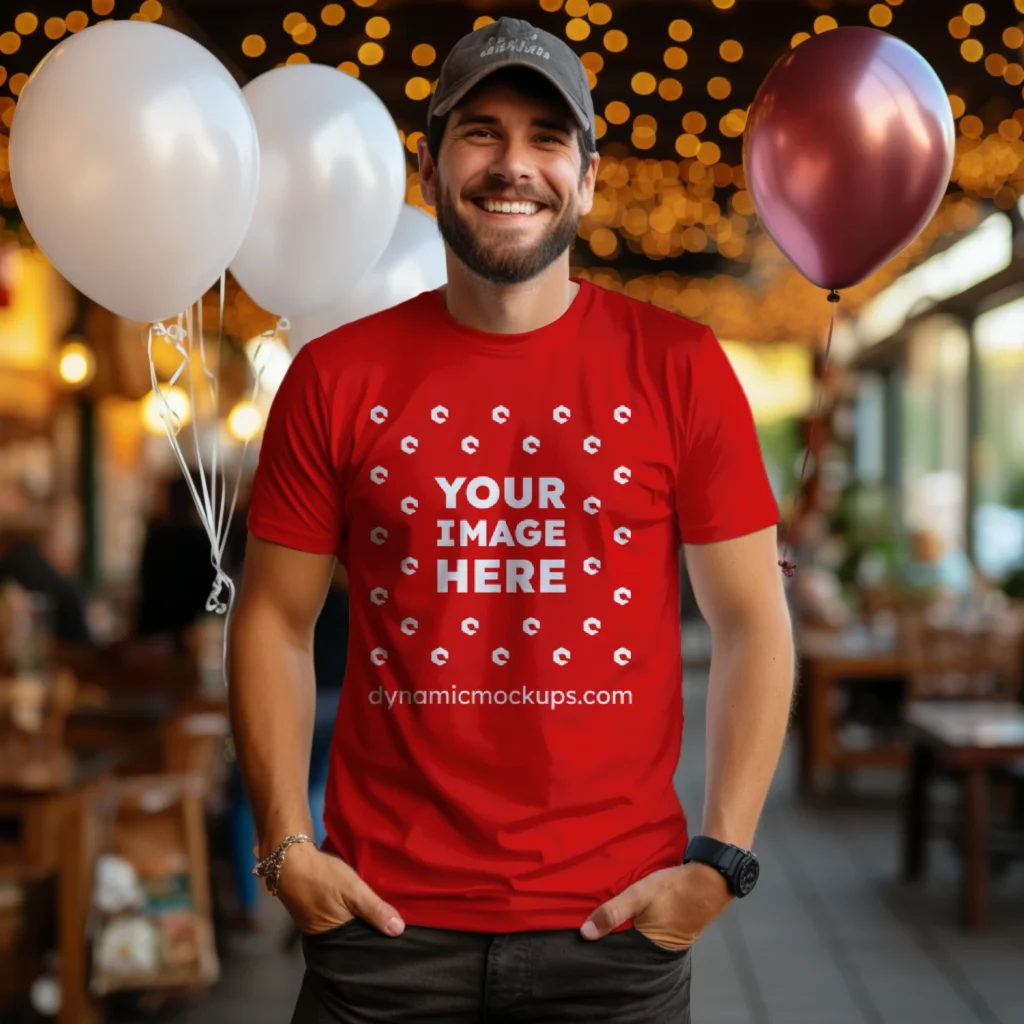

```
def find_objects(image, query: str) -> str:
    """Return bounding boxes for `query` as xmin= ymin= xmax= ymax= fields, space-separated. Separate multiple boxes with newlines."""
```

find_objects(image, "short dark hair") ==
xmin=426 ymin=66 xmax=594 ymax=179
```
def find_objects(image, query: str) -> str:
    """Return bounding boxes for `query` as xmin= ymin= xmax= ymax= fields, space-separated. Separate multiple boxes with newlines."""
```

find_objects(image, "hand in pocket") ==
xmin=275 ymin=843 xmax=405 ymax=937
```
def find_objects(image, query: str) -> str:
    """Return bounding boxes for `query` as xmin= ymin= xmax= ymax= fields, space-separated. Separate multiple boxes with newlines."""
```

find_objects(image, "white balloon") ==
xmin=230 ymin=65 xmax=407 ymax=318
xmin=289 ymin=205 xmax=447 ymax=349
xmin=9 ymin=21 xmax=260 ymax=324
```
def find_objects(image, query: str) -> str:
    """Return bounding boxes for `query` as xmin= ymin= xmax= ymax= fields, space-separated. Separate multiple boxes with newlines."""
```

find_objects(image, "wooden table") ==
xmin=901 ymin=700 xmax=1024 ymax=929
xmin=0 ymin=742 xmax=133 ymax=1024
xmin=797 ymin=628 xmax=913 ymax=798
xmin=65 ymin=692 xmax=178 ymax=775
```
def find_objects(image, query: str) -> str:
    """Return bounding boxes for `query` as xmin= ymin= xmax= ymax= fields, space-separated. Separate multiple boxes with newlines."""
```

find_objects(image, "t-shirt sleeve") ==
xmin=673 ymin=327 xmax=780 ymax=545
xmin=247 ymin=344 xmax=343 ymax=555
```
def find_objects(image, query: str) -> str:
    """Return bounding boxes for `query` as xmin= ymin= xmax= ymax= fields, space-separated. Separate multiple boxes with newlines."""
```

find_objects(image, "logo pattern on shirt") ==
xmin=364 ymin=403 xmax=634 ymax=670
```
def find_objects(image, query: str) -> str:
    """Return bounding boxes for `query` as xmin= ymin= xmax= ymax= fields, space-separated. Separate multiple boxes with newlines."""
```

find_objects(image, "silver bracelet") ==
xmin=252 ymin=834 xmax=316 ymax=896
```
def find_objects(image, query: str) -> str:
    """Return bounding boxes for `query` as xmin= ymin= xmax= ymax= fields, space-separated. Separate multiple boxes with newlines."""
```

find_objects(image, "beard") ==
xmin=434 ymin=174 xmax=581 ymax=285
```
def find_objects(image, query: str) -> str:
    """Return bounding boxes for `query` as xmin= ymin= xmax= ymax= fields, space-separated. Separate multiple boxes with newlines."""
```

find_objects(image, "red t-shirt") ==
xmin=247 ymin=280 xmax=778 ymax=932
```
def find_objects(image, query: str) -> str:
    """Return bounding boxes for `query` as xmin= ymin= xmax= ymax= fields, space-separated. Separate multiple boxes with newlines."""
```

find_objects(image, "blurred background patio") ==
xmin=0 ymin=0 xmax=1023 ymax=1021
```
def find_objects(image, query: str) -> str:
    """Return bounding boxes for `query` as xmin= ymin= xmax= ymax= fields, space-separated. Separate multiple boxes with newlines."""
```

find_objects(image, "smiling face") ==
xmin=419 ymin=70 xmax=599 ymax=285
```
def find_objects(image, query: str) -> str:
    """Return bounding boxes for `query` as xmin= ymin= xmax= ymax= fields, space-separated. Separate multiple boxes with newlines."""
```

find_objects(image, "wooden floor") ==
xmin=145 ymin=660 xmax=1024 ymax=1024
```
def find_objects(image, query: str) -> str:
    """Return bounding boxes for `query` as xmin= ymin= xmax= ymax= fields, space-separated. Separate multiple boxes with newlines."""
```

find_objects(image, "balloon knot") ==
xmin=152 ymin=322 xmax=186 ymax=341
xmin=778 ymin=559 xmax=796 ymax=578
xmin=206 ymin=570 xmax=233 ymax=615
xmin=827 ymin=290 xmax=841 ymax=304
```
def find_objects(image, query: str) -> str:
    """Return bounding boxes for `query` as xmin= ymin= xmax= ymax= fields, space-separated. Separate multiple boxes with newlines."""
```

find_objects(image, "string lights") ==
xmin=0 ymin=0 xmax=1017 ymax=344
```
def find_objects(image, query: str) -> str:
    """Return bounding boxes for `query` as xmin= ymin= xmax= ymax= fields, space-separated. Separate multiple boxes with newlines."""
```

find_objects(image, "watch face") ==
xmin=736 ymin=854 xmax=759 ymax=897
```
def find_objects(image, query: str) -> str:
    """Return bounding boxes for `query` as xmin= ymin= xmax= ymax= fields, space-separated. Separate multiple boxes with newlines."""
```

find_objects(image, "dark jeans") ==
xmin=292 ymin=916 xmax=691 ymax=1023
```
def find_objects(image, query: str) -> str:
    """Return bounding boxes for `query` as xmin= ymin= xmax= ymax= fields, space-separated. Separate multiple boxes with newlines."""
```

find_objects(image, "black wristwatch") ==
xmin=683 ymin=835 xmax=759 ymax=898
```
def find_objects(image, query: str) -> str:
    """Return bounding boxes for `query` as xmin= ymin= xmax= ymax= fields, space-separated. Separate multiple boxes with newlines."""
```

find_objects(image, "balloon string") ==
xmin=212 ymin=313 xmax=288 ymax=681
xmin=778 ymin=289 xmax=840 ymax=578
xmin=148 ymin=306 xmax=287 ymax=688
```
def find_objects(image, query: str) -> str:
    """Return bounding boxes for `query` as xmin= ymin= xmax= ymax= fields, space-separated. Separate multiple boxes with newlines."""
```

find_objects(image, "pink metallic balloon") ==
xmin=744 ymin=27 xmax=955 ymax=292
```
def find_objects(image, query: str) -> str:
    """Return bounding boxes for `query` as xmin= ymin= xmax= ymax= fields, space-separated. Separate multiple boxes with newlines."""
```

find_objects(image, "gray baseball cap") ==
xmin=428 ymin=17 xmax=597 ymax=151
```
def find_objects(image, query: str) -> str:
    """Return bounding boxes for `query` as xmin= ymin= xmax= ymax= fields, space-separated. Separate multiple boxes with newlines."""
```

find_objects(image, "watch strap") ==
xmin=684 ymin=835 xmax=749 ymax=892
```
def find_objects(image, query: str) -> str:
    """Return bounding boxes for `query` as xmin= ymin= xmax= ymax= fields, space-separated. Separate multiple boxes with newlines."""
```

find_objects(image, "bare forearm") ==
xmin=229 ymin=602 xmax=317 ymax=858
xmin=701 ymin=613 xmax=794 ymax=849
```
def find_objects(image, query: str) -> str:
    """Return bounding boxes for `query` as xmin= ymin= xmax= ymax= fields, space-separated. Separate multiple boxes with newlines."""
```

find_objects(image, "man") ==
xmin=231 ymin=16 xmax=794 ymax=1023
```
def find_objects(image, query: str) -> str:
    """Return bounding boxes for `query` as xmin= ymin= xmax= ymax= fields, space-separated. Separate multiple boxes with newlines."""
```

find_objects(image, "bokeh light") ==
xmin=669 ymin=20 xmax=692 ymax=42
xmin=675 ymin=134 xmax=700 ymax=158
xmin=707 ymin=77 xmax=732 ymax=100
xmin=406 ymin=77 xmax=431 ymax=100
xmin=962 ymin=3 xmax=985 ymax=27
xmin=682 ymin=111 xmax=707 ymax=134
xmin=228 ymin=401 xmax=264 ymax=443
xmin=567 ymin=19 xmax=591 ymax=42
xmin=658 ymin=78 xmax=683 ymax=101
xmin=869 ymin=4 xmax=893 ymax=27
xmin=664 ymin=47 xmax=687 ymax=70
xmin=604 ymin=100 xmax=630 ymax=124
xmin=242 ymin=34 xmax=266 ymax=57
xmin=359 ymin=42 xmax=384 ymax=64
xmin=719 ymin=40 xmax=743 ymax=62
xmin=698 ymin=141 xmax=722 ymax=166
xmin=141 ymin=387 xmax=192 ymax=435
xmin=986 ymin=53 xmax=1008 ymax=77
xmin=321 ymin=4 xmax=345 ymax=27
xmin=59 ymin=342 xmax=95 ymax=388
xmin=631 ymin=72 xmax=656 ymax=95
xmin=960 ymin=114 xmax=984 ymax=138
xmin=962 ymin=39 xmax=984 ymax=63
xmin=604 ymin=30 xmax=627 ymax=52
xmin=412 ymin=43 xmax=436 ymax=66
xmin=589 ymin=227 xmax=618 ymax=258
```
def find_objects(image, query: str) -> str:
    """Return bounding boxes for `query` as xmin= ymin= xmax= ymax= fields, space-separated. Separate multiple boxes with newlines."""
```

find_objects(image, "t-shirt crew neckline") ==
xmin=426 ymin=277 xmax=594 ymax=354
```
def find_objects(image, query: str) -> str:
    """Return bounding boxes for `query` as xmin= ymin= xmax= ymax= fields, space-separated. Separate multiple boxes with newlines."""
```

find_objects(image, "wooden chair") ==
xmin=903 ymin=617 xmax=1021 ymax=702
xmin=159 ymin=703 xmax=231 ymax=800
xmin=902 ymin=612 xmax=1024 ymax=885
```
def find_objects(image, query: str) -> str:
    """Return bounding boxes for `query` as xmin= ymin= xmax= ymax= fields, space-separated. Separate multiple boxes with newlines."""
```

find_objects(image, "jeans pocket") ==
xmin=302 ymin=915 xmax=363 ymax=942
xmin=626 ymin=926 xmax=691 ymax=958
